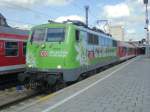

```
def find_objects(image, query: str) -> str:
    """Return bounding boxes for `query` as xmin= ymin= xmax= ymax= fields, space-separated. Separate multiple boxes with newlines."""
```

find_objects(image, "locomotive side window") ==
xmin=88 ymin=33 xmax=99 ymax=45
xmin=5 ymin=42 xmax=18 ymax=56
xmin=94 ymin=35 xmax=99 ymax=45
xmin=23 ymin=42 xmax=27 ymax=55
xmin=88 ymin=33 xmax=93 ymax=44
xmin=75 ymin=30 xmax=80 ymax=42
xmin=113 ymin=40 xmax=117 ymax=47
xmin=100 ymin=36 xmax=104 ymax=47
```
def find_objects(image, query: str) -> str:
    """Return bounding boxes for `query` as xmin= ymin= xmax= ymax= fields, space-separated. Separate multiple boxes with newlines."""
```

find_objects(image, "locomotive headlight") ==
xmin=41 ymin=44 xmax=45 ymax=49
xmin=57 ymin=65 xmax=62 ymax=69
xmin=28 ymin=64 xmax=32 ymax=68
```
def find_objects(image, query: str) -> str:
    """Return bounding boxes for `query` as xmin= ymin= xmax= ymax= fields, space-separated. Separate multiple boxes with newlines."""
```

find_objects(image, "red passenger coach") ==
xmin=117 ymin=41 xmax=136 ymax=60
xmin=0 ymin=26 xmax=29 ymax=75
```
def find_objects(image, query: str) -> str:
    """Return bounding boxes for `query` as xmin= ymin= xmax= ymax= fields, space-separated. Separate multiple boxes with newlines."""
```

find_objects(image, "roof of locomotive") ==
xmin=31 ymin=22 xmax=113 ymax=40
xmin=31 ymin=22 xmax=66 ymax=29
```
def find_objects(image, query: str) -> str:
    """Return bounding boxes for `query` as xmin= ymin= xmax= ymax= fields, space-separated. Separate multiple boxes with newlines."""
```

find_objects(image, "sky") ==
xmin=0 ymin=0 xmax=149 ymax=41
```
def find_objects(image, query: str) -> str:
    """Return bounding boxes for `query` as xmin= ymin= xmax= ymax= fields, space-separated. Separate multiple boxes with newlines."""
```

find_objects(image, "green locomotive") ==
xmin=19 ymin=21 xmax=119 ymax=88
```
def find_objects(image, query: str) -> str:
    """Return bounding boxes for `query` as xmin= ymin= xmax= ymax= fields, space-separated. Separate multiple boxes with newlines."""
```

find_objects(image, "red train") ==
xmin=0 ymin=13 xmax=29 ymax=75
xmin=117 ymin=41 xmax=137 ymax=60
xmin=0 ymin=26 xmax=29 ymax=75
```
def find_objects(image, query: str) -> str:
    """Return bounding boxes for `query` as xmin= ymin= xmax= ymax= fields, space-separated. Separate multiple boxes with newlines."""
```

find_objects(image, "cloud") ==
xmin=127 ymin=29 xmax=136 ymax=34
xmin=17 ymin=24 xmax=33 ymax=30
xmin=104 ymin=3 xmax=130 ymax=18
xmin=9 ymin=23 xmax=33 ymax=30
xmin=55 ymin=15 xmax=85 ymax=23
xmin=101 ymin=1 xmax=147 ymax=41
xmin=138 ymin=0 xmax=142 ymax=3
xmin=0 ymin=0 xmax=73 ymax=7
xmin=0 ymin=0 xmax=37 ymax=7
xmin=47 ymin=0 xmax=73 ymax=6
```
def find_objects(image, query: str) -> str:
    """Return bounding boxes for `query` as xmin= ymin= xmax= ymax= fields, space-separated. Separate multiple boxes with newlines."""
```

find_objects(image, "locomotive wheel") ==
xmin=52 ymin=78 xmax=66 ymax=92
xmin=35 ymin=81 xmax=51 ymax=93
xmin=77 ymin=75 xmax=84 ymax=82
xmin=24 ymin=78 xmax=30 ymax=89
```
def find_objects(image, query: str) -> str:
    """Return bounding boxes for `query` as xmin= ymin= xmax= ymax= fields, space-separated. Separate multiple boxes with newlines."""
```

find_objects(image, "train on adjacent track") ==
xmin=0 ymin=26 xmax=29 ymax=75
xmin=0 ymin=13 xmax=29 ymax=75
xmin=18 ymin=20 xmax=139 ymax=90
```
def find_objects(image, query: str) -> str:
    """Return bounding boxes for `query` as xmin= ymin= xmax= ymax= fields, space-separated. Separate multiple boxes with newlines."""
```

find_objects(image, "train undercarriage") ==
xmin=18 ymin=57 xmax=134 ymax=92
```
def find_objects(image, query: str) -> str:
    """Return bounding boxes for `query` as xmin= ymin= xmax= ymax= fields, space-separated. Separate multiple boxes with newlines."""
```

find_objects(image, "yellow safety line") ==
xmin=38 ymin=92 xmax=58 ymax=102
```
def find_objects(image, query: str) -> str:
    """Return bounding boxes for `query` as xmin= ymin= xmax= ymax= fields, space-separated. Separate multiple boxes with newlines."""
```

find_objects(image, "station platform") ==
xmin=7 ymin=56 xmax=150 ymax=112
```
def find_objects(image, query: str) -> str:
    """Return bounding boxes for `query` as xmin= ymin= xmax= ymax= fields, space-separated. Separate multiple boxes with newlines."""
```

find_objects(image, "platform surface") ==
xmin=6 ymin=56 xmax=150 ymax=112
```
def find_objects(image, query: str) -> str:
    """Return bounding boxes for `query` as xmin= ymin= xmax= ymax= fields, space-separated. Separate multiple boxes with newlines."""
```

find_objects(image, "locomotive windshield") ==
xmin=31 ymin=28 xmax=65 ymax=42
xmin=46 ymin=28 xmax=65 ymax=42
xmin=31 ymin=29 xmax=45 ymax=42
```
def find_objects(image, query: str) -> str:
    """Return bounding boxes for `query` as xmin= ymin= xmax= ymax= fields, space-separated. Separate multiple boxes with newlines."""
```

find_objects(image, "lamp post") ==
xmin=143 ymin=0 xmax=149 ymax=45
xmin=85 ymin=6 xmax=89 ymax=27
xmin=143 ymin=0 xmax=150 ymax=57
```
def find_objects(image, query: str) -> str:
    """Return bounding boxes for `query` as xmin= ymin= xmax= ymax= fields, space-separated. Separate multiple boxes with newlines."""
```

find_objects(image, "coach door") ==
xmin=0 ymin=40 xmax=4 ymax=56
xmin=75 ymin=30 xmax=88 ymax=72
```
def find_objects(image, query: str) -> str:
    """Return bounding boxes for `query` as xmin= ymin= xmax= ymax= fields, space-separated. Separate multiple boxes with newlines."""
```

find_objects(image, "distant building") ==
xmin=0 ymin=13 xmax=9 ymax=27
xmin=110 ymin=25 xmax=124 ymax=41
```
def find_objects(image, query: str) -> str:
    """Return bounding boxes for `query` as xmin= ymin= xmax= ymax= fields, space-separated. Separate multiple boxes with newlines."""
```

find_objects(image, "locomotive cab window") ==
xmin=5 ymin=42 xmax=18 ymax=56
xmin=46 ymin=28 xmax=65 ymax=42
xmin=31 ymin=29 xmax=46 ymax=42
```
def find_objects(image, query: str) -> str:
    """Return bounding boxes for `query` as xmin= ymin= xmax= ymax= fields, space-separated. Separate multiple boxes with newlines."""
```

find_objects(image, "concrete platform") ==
xmin=6 ymin=56 xmax=150 ymax=112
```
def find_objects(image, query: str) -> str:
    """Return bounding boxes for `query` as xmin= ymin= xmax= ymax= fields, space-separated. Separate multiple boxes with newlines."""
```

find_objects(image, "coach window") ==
xmin=23 ymin=42 xmax=27 ymax=55
xmin=5 ymin=42 xmax=18 ymax=56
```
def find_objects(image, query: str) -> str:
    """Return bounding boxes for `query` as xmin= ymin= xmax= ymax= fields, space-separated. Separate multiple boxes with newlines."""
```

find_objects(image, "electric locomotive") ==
xmin=18 ymin=20 xmax=136 ymax=89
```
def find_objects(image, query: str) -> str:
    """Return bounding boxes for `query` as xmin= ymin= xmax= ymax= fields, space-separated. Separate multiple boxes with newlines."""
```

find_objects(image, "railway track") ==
xmin=0 ymin=74 xmax=19 ymax=90
xmin=0 ymin=87 xmax=39 ymax=110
